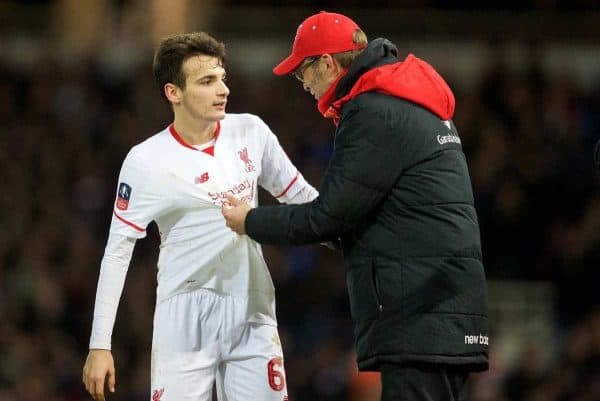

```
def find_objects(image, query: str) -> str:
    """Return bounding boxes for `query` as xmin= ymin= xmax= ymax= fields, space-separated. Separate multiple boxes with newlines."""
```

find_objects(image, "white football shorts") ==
xmin=150 ymin=288 xmax=288 ymax=401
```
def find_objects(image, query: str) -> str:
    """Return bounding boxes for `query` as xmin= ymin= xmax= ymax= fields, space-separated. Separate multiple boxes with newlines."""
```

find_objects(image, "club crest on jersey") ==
xmin=152 ymin=388 xmax=164 ymax=401
xmin=238 ymin=147 xmax=256 ymax=172
xmin=116 ymin=182 xmax=132 ymax=210
xmin=195 ymin=172 xmax=210 ymax=184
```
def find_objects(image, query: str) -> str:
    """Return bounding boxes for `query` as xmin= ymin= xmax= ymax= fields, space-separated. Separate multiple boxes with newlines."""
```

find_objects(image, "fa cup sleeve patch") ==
xmin=116 ymin=182 xmax=132 ymax=210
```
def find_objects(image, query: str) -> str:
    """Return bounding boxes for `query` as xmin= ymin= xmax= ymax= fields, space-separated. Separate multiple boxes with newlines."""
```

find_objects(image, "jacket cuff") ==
xmin=246 ymin=206 xmax=291 ymax=245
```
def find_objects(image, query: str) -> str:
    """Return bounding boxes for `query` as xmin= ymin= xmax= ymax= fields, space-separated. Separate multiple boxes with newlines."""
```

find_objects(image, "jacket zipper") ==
xmin=372 ymin=262 xmax=383 ymax=312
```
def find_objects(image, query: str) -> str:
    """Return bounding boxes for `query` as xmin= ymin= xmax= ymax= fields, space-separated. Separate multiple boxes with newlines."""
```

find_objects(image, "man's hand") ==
xmin=222 ymin=194 xmax=252 ymax=235
xmin=83 ymin=349 xmax=116 ymax=401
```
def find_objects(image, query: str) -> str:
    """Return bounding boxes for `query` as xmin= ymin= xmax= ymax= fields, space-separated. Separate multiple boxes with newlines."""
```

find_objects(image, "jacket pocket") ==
xmin=346 ymin=258 xmax=381 ymax=324
xmin=371 ymin=263 xmax=383 ymax=313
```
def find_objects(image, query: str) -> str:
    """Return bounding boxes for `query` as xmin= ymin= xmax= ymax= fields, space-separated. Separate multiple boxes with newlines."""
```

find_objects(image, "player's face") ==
xmin=179 ymin=55 xmax=229 ymax=122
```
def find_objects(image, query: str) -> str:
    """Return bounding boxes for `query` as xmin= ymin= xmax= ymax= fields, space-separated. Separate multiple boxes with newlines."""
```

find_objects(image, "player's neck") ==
xmin=173 ymin=116 xmax=218 ymax=145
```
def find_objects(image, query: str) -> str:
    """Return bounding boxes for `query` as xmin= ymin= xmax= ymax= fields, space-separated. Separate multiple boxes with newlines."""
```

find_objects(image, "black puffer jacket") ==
xmin=246 ymin=38 xmax=489 ymax=372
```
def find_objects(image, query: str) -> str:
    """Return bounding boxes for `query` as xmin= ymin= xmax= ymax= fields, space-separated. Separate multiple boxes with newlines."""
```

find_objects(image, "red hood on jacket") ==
xmin=318 ymin=54 xmax=455 ymax=126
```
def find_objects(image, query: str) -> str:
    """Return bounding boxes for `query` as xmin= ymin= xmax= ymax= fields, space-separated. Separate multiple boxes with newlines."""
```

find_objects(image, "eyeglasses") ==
xmin=293 ymin=56 xmax=320 ymax=82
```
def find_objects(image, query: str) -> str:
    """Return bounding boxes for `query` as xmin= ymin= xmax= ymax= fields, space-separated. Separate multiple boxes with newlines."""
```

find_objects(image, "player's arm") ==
xmin=83 ymin=147 xmax=158 ymax=400
xmin=246 ymin=106 xmax=403 ymax=245
xmin=257 ymin=118 xmax=318 ymax=205
xmin=83 ymin=233 xmax=136 ymax=401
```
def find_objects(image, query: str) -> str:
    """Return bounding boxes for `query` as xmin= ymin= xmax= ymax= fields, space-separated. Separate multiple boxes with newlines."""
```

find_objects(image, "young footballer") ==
xmin=82 ymin=32 xmax=316 ymax=401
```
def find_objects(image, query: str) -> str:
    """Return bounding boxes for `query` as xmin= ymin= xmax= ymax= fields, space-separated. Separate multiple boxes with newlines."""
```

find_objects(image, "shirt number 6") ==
xmin=267 ymin=357 xmax=286 ymax=391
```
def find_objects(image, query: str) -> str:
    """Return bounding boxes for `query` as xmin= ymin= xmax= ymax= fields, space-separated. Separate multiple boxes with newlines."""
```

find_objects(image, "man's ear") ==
xmin=164 ymin=83 xmax=181 ymax=105
xmin=321 ymin=53 xmax=343 ymax=75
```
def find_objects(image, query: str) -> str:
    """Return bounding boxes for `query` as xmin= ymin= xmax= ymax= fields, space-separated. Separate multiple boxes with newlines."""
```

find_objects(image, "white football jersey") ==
xmin=109 ymin=113 xmax=317 ymax=326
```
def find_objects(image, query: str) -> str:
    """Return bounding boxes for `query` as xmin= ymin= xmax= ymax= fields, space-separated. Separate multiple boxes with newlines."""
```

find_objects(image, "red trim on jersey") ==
xmin=113 ymin=211 xmax=145 ymax=232
xmin=275 ymin=172 xmax=299 ymax=198
xmin=169 ymin=122 xmax=221 ymax=156
xmin=169 ymin=124 xmax=197 ymax=151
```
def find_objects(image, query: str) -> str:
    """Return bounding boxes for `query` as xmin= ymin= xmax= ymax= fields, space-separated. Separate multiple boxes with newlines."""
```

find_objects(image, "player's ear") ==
xmin=164 ymin=83 xmax=182 ymax=105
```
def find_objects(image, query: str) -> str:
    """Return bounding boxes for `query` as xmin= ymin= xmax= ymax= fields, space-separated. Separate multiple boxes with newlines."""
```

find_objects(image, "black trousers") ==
xmin=380 ymin=364 xmax=470 ymax=401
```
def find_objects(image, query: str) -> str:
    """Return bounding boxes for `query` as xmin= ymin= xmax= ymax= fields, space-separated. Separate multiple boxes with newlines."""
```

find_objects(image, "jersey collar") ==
xmin=169 ymin=121 xmax=221 ymax=156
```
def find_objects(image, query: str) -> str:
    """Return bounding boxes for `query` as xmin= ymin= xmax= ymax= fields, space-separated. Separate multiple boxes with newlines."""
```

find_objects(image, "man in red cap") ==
xmin=223 ymin=11 xmax=489 ymax=400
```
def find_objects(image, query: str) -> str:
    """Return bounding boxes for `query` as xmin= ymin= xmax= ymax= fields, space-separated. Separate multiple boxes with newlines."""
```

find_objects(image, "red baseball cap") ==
xmin=273 ymin=11 xmax=363 ymax=76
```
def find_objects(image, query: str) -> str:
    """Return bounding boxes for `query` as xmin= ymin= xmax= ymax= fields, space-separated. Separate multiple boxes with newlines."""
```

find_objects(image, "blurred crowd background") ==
xmin=0 ymin=1 xmax=599 ymax=401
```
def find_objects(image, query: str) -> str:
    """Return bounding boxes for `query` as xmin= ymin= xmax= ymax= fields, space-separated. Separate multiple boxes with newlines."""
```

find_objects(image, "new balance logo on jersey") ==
xmin=116 ymin=182 xmax=132 ymax=210
xmin=195 ymin=172 xmax=210 ymax=184
xmin=238 ymin=147 xmax=256 ymax=172
xmin=152 ymin=388 xmax=164 ymax=401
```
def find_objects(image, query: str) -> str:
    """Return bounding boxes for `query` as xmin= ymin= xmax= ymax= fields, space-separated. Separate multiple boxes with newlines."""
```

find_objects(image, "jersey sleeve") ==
xmin=109 ymin=148 xmax=162 ymax=239
xmin=257 ymin=119 xmax=318 ymax=204
xmin=89 ymin=233 xmax=136 ymax=350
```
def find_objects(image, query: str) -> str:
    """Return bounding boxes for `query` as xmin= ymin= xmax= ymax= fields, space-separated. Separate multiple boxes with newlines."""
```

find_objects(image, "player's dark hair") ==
xmin=153 ymin=32 xmax=226 ymax=100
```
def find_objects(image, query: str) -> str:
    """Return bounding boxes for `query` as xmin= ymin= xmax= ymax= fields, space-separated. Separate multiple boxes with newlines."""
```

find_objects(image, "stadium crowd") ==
xmin=0 ymin=33 xmax=598 ymax=401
